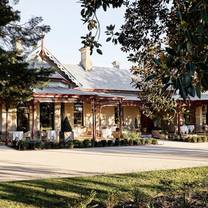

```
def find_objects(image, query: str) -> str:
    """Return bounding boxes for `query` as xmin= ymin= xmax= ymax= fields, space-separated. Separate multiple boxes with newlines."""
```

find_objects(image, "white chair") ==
xmin=47 ymin=130 xmax=57 ymax=142
xmin=187 ymin=125 xmax=195 ymax=133
xmin=102 ymin=128 xmax=112 ymax=139
xmin=9 ymin=131 xmax=24 ymax=141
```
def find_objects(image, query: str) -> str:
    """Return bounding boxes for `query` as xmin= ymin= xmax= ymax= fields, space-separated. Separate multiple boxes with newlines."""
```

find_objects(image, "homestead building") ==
xmin=0 ymin=44 xmax=207 ymax=142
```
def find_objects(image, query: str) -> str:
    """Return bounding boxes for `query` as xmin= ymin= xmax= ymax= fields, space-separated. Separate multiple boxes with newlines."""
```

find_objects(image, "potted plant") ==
xmin=61 ymin=117 xmax=73 ymax=142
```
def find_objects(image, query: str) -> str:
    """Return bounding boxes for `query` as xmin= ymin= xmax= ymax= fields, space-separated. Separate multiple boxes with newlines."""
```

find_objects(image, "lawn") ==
xmin=0 ymin=167 xmax=207 ymax=207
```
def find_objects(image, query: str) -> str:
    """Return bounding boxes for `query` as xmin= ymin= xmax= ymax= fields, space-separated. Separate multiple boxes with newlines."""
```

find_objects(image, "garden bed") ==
xmin=168 ymin=134 xmax=208 ymax=143
xmin=10 ymin=137 xmax=158 ymax=150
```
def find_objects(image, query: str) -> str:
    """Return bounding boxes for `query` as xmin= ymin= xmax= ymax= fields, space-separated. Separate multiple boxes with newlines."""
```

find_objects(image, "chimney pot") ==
xmin=79 ymin=47 xmax=92 ymax=71
xmin=112 ymin=60 xmax=120 ymax=69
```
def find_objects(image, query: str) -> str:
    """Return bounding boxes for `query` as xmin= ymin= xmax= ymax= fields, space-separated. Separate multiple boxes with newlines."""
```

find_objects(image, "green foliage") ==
xmin=105 ymin=191 xmax=119 ymax=208
xmin=80 ymin=0 xmax=123 ymax=54
xmin=74 ymin=191 xmax=96 ymax=208
xmin=80 ymin=0 xmax=208 ymax=100
xmin=0 ymin=0 xmax=52 ymax=141
xmin=82 ymin=139 xmax=91 ymax=148
xmin=131 ymin=187 xmax=152 ymax=206
xmin=100 ymin=139 xmax=107 ymax=147
xmin=65 ymin=140 xmax=74 ymax=149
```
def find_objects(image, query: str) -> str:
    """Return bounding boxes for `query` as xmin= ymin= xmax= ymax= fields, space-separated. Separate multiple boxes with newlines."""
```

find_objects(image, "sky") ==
xmin=15 ymin=0 xmax=131 ymax=69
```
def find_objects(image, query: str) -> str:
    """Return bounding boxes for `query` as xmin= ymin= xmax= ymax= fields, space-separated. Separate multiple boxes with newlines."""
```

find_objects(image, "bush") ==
xmin=62 ymin=116 xmax=72 ymax=132
xmin=128 ymin=132 xmax=139 ymax=140
xmin=128 ymin=139 xmax=133 ymax=146
xmin=119 ymin=139 xmax=129 ymax=146
xmin=83 ymin=139 xmax=91 ymax=148
xmin=131 ymin=188 xmax=152 ymax=206
xmin=152 ymin=139 xmax=158 ymax=145
xmin=114 ymin=138 xmax=120 ymax=146
xmin=101 ymin=139 xmax=107 ymax=147
xmin=133 ymin=140 xmax=138 ymax=145
xmin=107 ymin=140 xmax=113 ymax=146
xmin=95 ymin=141 xmax=102 ymax=147
xmin=73 ymin=140 xmax=82 ymax=148
xmin=191 ymin=137 xmax=198 ymax=143
xmin=65 ymin=140 xmax=74 ymax=149
xmin=105 ymin=191 xmax=119 ymax=208
xmin=201 ymin=136 xmax=207 ymax=142
xmin=17 ymin=140 xmax=28 ymax=150
xmin=145 ymin=138 xmax=152 ymax=145
xmin=197 ymin=137 xmax=203 ymax=143
xmin=140 ymin=138 xmax=146 ymax=145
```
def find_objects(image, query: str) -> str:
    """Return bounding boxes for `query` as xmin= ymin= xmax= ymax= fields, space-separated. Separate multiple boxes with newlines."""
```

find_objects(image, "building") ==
xmin=1 ymin=44 xmax=208 ymax=142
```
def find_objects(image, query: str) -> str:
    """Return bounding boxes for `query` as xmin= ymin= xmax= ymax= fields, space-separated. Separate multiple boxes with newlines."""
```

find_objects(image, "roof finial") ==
xmin=41 ymin=33 xmax=45 ymax=51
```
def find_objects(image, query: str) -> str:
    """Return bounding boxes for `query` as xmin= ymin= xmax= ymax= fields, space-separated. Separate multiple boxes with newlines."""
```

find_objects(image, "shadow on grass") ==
xmin=0 ymin=167 xmax=207 ymax=208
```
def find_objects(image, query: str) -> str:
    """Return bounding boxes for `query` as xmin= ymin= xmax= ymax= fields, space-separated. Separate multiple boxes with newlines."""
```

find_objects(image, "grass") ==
xmin=0 ymin=166 xmax=207 ymax=207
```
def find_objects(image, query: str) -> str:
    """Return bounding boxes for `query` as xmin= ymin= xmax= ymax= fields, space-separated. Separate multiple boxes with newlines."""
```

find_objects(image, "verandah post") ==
xmin=119 ymin=100 xmax=123 ymax=135
xmin=31 ymin=101 xmax=35 ymax=140
xmin=92 ymin=98 xmax=96 ymax=146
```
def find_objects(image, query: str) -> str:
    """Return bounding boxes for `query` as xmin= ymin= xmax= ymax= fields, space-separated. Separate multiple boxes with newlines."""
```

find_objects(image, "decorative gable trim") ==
xmin=40 ymin=47 xmax=82 ymax=87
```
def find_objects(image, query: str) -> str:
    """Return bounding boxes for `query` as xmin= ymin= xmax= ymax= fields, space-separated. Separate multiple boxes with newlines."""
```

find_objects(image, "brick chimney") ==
xmin=79 ymin=47 xmax=92 ymax=71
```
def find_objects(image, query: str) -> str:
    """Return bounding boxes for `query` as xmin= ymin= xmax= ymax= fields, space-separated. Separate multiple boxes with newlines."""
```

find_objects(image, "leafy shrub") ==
xmin=65 ymin=140 xmax=74 ymax=148
xmin=145 ymin=138 xmax=152 ymax=144
xmin=123 ymin=139 xmax=129 ymax=146
xmin=83 ymin=139 xmax=91 ymax=148
xmin=131 ymin=187 xmax=152 ymax=206
xmin=128 ymin=132 xmax=139 ymax=140
xmin=105 ymin=191 xmax=119 ymax=208
xmin=191 ymin=137 xmax=197 ymax=143
xmin=114 ymin=138 xmax=120 ymax=146
xmin=133 ymin=140 xmax=138 ymax=145
xmin=197 ymin=137 xmax=203 ymax=143
xmin=128 ymin=139 xmax=133 ymax=146
xmin=140 ymin=138 xmax=146 ymax=145
xmin=74 ymin=191 xmax=96 ymax=208
xmin=73 ymin=140 xmax=82 ymax=148
xmin=120 ymin=139 xmax=125 ymax=146
xmin=202 ymin=136 xmax=207 ymax=142
xmin=17 ymin=140 xmax=29 ymax=150
xmin=101 ymin=139 xmax=107 ymax=147
xmin=62 ymin=116 xmax=72 ymax=132
xmin=119 ymin=139 xmax=129 ymax=146
xmin=95 ymin=141 xmax=102 ymax=147
xmin=152 ymin=139 xmax=158 ymax=145
xmin=107 ymin=140 xmax=113 ymax=146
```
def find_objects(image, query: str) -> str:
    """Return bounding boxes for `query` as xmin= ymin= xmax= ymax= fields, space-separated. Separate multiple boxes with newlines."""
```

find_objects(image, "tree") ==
xmin=0 ymin=0 xmax=53 ymax=143
xmin=62 ymin=117 xmax=72 ymax=132
xmin=80 ymin=0 xmax=208 ymax=100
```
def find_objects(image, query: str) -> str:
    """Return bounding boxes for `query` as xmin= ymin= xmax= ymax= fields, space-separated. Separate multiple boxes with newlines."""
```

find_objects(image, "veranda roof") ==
xmin=33 ymin=87 xmax=140 ymax=101
xmin=172 ymin=92 xmax=208 ymax=101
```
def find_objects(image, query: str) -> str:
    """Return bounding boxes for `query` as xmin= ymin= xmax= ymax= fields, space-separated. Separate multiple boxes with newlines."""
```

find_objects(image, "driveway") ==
xmin=0 ymin=141 xmax=207 ymax=181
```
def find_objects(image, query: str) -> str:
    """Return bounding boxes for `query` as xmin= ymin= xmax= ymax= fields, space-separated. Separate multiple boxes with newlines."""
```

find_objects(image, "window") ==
xmin=17 ymin=104 xmax=29 ymax=132
xmin=40 ymin=103 xmax=54 ymax=130
xmin=184 ymin=107 xmax=195 ymax=125
xmin=74 ymin=103 xmax=83 ymax=125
